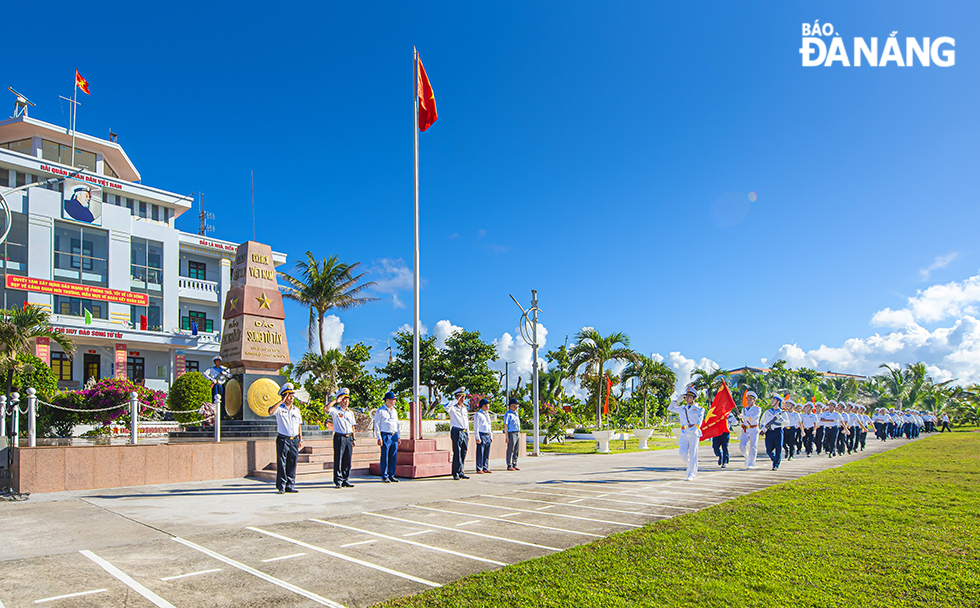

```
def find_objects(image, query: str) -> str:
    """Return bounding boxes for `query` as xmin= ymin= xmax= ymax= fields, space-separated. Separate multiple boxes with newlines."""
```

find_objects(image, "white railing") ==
xmin=178 ymin=277 xmax=219 ymax=293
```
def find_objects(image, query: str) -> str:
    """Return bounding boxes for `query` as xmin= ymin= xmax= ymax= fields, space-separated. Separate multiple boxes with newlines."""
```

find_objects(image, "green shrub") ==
xmin=298 ymin=398 xmax=328 ymax=430
xmin=167 ymin=372 xmax=213 ymax=424
xmin=435 ymin=422 xmax=451 ymax=432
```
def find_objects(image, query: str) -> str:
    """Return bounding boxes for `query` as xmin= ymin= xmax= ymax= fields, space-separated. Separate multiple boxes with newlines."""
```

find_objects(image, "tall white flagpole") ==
xmin=71 ymin=74 xmax=78 ymax=168
xmin=412 ymin=47 xmax=421 ymax=440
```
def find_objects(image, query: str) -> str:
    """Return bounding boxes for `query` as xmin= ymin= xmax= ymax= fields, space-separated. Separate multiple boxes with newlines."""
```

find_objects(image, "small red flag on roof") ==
xmin=416 ymin=53 xmax=437 ymax=132
xmin=75 ymin=70 xmax=90 ymax=95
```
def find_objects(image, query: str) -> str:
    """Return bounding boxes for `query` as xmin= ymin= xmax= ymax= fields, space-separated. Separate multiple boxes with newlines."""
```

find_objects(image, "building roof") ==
xmin=0 ymin=116 xmax=140 ymax=182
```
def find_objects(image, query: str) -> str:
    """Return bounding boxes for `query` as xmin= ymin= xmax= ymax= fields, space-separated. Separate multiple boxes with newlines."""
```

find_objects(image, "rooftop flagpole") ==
xmin=412 ymin=46 xmax=421 ymax=440
xmin=70 ymin=73 xmax=78 ymax=167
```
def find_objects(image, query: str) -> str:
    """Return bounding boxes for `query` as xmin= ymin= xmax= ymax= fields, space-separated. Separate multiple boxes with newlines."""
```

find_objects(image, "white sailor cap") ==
xmin=452 ymin=386 xmax=467 ymax=396
xmin=278 ymin=383 xmax=295 ymax=397
xmin=745 ymin=390 xmax=758 ymax=399
xmin=336 ymin=387 xmax=350 ymax=398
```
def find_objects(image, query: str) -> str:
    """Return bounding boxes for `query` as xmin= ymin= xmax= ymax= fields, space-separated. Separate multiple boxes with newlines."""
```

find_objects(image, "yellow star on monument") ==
xmin=229 ymin=296 xmax=239 ymax=310
xmin=255 ymin=292 xmax=273 ymax=310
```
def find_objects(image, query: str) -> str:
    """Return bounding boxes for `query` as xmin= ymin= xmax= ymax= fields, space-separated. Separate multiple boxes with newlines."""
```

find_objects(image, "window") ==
xmin=0 ymin=170 xmax=8 ymax=187
xmin=39 ymin=140 xmax=96 ymax=169
xmin=131 ymin=237 xmax=163 ymax=291
xmin=138 ymin=201 xmax=147 ymax=219
xmin=130 ymin=296 xmax=163 ymax=331
xmin=1 ymin=211 xmax=28 ymax=274
xmin=53 ymin=222 xmax=108 ymax=286
xmin=15 ymin=172 xmax=36 ymax=187
xmin=186 ymin=360 xmax=200 ymax=373
xmin=53 ymin=296 xmax=105 ymax=319
xmin=181 ymin=310 xmax=214 ymax=333
xmin=1 ymin=139 xmax=32 ymax=155
xmin=126 ymin=198 xmax=134 ymax=214
xmin=103 ymin=162 xmax=118 ymax=178
xmin=151 ymin=204 xmax=159 ymax=221
xmin=51 ymin=352 xmax=73 ymax=381
xmin=127 ymin=356 xmax=145 ymax=382
xmin=188 ymin=260 xmax=207 ymax=280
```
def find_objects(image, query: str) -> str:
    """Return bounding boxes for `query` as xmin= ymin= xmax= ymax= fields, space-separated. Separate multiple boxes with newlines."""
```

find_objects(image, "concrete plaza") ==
xmin=0 ymin=437 xmax=913 ymax=607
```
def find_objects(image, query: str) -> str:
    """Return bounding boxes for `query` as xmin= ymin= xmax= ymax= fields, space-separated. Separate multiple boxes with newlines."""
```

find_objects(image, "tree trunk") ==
xmin=318 ymin=310 xmax=326 ymax=357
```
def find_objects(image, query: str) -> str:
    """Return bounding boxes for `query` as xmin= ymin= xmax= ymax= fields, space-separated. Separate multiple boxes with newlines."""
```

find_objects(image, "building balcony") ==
xmin=178 ymin=276 xmax=219 ymax=303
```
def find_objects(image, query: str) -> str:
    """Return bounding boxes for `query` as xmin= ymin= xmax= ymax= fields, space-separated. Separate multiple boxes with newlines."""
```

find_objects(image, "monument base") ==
xmin=368 ymin=438 xmax=452 ymax=478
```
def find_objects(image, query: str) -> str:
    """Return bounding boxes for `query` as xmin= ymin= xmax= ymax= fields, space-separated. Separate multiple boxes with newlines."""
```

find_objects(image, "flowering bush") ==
xmin=54 ymin=377 xmax=166 ymax=426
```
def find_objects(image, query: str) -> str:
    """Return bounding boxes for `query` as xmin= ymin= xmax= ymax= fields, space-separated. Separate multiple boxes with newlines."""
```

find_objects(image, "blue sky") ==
xmin=8 ymin=1 xmax=980 ymax=389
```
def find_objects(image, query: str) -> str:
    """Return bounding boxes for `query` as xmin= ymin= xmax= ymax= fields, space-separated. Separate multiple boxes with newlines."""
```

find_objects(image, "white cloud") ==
xmin=870 ymin=307 xmax=916 ymax=328
xmin=766 ymin=316 xmax=980 ymax=385
xmin=664 ymin=352 xmax=719 ymax=396
xmin=371 ymin=258 xmax=414 ymax=309
xmin=318 ymin=315 xmax=344 ymax=351
xmin=491 ymin=323 xmax=549 ymax=386
xmin=433 ymin=319 xmax=464 ymax=349
xmin=906 ymin=273 xmax=980 ymax=323
xmin=394 ymin=322 xmax=428 ymax=336
xmin=919 ymin=253 xmax=958 ymax=281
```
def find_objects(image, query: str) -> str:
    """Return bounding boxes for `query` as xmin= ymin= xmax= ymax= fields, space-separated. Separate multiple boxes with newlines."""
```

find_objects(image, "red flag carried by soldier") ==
xmin=700 ymin=382 xmax=737 ymax=440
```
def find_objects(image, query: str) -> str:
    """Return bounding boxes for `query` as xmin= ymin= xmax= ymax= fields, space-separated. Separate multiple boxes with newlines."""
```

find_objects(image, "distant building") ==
xmin=0 ymin=113 xmax=285 ymax=391
xmin=725 ymin=366 xmax=868 ymax=382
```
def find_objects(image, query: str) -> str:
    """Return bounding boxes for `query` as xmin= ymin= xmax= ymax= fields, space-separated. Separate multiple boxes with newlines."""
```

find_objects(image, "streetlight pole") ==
xmin=504 ymin=360 xmax=515 ymax=405
xmin=510 ymin=290 xmax=541 ymax=456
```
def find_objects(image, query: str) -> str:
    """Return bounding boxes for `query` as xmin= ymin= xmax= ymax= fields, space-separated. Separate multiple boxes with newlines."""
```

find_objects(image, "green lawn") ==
xmin=380 ymin=433 xmax=980 ymax=608
xmin=539 ymin=438 xmax=677 ymax=454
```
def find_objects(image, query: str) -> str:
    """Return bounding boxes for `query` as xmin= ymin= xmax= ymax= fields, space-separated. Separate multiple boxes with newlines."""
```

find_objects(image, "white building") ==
xmin=0 ymin=111 xmax=285 ymax=391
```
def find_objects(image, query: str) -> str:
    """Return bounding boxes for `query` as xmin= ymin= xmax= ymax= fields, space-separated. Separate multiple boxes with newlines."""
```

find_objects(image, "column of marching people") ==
xmin=668 ymin=385 xmax=938 ymax=479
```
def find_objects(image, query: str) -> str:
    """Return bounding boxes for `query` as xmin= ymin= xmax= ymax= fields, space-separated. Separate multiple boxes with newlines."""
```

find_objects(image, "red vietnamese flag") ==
xmin=75 ymin=70 xmax=90 ymax=95
xmin=603 ymin=373 xmax=612 ymax=415
xmin=416 ymin=53 xmax=437 ymax=131
xmin=700 ymin=382 xmax=737 ymax=440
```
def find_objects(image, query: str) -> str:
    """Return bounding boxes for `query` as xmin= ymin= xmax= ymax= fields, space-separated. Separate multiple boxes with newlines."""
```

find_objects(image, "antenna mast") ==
xmin=197 ymin=192 xmax=214 ymax=236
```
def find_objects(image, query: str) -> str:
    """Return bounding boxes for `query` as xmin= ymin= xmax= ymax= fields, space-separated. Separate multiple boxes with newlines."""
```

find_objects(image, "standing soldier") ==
xmin=326 ymin=388 xmax=356 ymax=488
xmin=374 ymin=391 xmax=400 ymax=483
xmin=268 ymin=383 xmax=302 ymax=494
xmin=474 ymin=398 xmax=493 ymax=473
xmin=738 ymin=391 xmax=762 ymax=469
xmin=504 ymin=398 xmax=521 ymax=471
xmin=760 ymin=395 xmax=787 ymax=470
xmin=203 ymin=355 xmax=232 ymax=406
xmin=668 ymin=386 xmax=705 ymax=481
xmin=444 ymin=387 xmax=471 ymax=480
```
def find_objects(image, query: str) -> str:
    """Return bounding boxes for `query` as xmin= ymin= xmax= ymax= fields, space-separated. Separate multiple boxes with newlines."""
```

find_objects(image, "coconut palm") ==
xmin=876 ymin=363 xmax=907 ymax=410
xmin=820 ymin=377 xmax=858 ymax=403
xmin=690 ymin=367 xmax=730 ymax=406
xmin=294 ymin=350 xmax=350 ymax=403
xmin=567 ymin=328 xmax=635 ymax=428
xmin=0 ymin=305 xmax=75 ymax=397
xmin=621 ymin=355 xmax=676 ymax=426
xmin=279 ymin=253 xmax=378 ymax=356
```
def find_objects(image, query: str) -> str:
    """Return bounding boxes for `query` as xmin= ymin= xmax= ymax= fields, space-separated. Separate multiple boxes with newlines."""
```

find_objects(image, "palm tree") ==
xmin=691 ymin=367 xmax=730 ymax=406
xmin=567 ymin=328 xmax=635 ymax=428
xmin=820 ymin=377 xmax=858 ymax=403
xmin=0 ymin=305 xmax=75 ymax=397
xmin=279 ymin=253 xmax=378 ymax=356
xmin=294 ymin=350 xmax=350 ymax=403
xmin=621 ymin=355 xmax=676 ymax=426
xmin=876 ymin=363 xmax=907 ymax=410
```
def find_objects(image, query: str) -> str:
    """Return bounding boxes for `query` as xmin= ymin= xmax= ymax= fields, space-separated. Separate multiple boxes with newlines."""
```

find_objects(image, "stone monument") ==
xmin=219 ymin=241 xmax=290 ymax=421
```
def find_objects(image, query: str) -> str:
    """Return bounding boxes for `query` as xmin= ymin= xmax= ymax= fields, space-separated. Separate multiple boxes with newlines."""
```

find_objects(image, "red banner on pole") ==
xmin=604 ymin=374 xmax=612 ymax=415
xmin=35 ymin=337 xmax=50 ymax=366
xmin=115 ymin=343 xmax=127 ymax=379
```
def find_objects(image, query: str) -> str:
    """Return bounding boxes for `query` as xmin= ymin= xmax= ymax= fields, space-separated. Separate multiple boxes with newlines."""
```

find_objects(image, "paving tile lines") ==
xmin=159 ymin=568 xmax=222 ymax=581
xmin=173 ymin=536 xmax=346 ymax=606
xmin=402 ymin=530 xmax=434 ymax=537
xmin=410 ymin=505 xmax=603 ymax=537
xmin=309 ymin=519 xmax=506 ymax=566
xmin=79 ymin=550 xmax=176 ymax=608
xmin=33 ymin=589 xmax=108 ymax=604
xmin=364 ymin=513 xmax=561 ymax=551
xmin=340 ymin=540 xmax=377 ymax=548
xmin=484 ymin=494 xmax=670 ymax=519
xmin=260 ymin=553 xmax=307 ymax=563
xmin=511 ymin=489 xmax=698 ymax=511
xmin=243 ymin=527 xmax=441 ymax=588
xmin=448 ymin=500 xmax=641 ymax=528
xmin=455 ymin=520 xmax=481 ymax=526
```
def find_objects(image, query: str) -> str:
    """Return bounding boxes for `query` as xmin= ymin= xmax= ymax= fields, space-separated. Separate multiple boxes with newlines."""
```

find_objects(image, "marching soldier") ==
xmin=801 ymin=403 xmax=818 ymax=457
xmin=760 ymin=394 xmax=787 ymax=470
xmin=738 ymin=391 xmax=762 ymax=469
xmin=668 ymin=386 xmax=705 ymax=481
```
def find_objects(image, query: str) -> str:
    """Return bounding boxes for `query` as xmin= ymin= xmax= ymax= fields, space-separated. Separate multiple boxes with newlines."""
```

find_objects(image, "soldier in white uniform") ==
xmin=444 ymin=387 xmax=471 ymax=480
xmin=738 ymin=391 xmax=762 ymax=468
xmin=760 ymin=395 xmax=787 ymax=470
xmin=783 ymin=400 xmax=803 ymax=461
xmin=326 ymin=388 xmax=357 ymax=488
xmin=801 ymin=403 xmax=818 ymax=457
xmin=668 ymin=386 xmax=705 ymax=481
